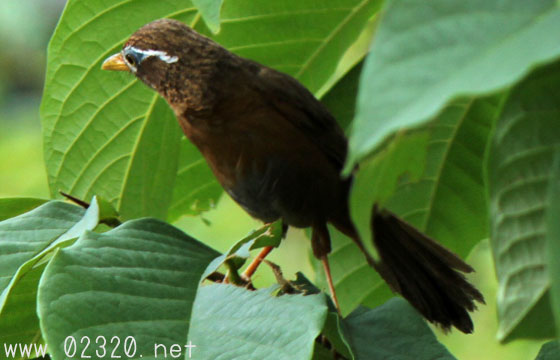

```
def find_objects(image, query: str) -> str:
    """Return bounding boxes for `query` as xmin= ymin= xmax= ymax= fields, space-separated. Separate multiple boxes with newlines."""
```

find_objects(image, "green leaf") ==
xmin=0 ymin=200 xmax=98 ymax=347
xmin=216 ymin=0 xmax=381 ymax=94
xmin=116 ymin=98 xmax=182 ymax=221
xmin=41 ymin=0 xmax=380 ymax=221
xmin=347 ymin=0 xmax=560 ymax=167
xmin=535 ymin=341 xmax=560 ymax=360
xmin=320 ymin=61 xmax=363 ymax=131
xmin=323 ymin=66 xmax=503 ymax=314
xmin=336 ymin=96 xmax=496 ymax=317
xmin=489 ymin=61 xmax=560 ymax=342
xmin=192 ymin=0 xmax=223 ymax=34
xmin=383 ymin=96 xmax=499 ymax=257
xmin=188 ymin=284 xmax=328 ymax=360
xmin=0 ymin=269 xmax=48 ymax=359
xmin=321 ymin=311 xmax=353 ymax=359
xmin=312 ymin=344 xmax=335 ymax=360
xmin=350 ymin=132 xmax=430 ymax=259
xmin=201 ymin=221 xmax=283 ymax=280
xmin=341 ymin=299 xmax=456 ymax=360
xmin=280 ymin=272 xmax=354 ymax=358
xmin=347 ymin=96 xmax=497 ymax=278
xmin=548 ymin=152 xmax=560 ymax=337
xmin=335 ymin=132 xmax=429 ymax=309
xmin=41 ymin=0 xmax=195 ymax=221
xmin=38 ymin=218 xmax=219 ymax=360
xmin=96 ymin=195 xmax=121 ymax=226
xmin=0 ymin=198 xmax=47 ymax=221
xmin=0 ymin=201 xmax=85 ymax=296
xmin=168 ymin=138 xmax=222 ymax=222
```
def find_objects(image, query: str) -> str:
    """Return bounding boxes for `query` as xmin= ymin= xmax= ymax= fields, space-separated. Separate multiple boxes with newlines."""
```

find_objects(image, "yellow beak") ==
xmin=102 ymin=53 xmax=129 ymax=71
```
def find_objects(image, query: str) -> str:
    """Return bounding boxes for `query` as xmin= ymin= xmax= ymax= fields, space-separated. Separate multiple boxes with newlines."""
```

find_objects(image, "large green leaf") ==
xmin=319 ymin=65 xmax=494 ymax=314
xmin=535 ymin=341 xmax=560 ymax=360
xmin=188 ymin=284 xmax=327 ymax=360
xmin=489 ymin=61 xmax=560 ymax=342
xmin=383 ymin=97 xmax=498 ymax=257
xmin=350 ymin=132 xmax=430 ymax=260
xmin=216 ymin=0 xmax=381 ymax=94
xmin=41 ymin=0 xmax=186 ymax=220
xmin=320 ymin=61 xmax=363 ymax=131
xmin=0 ymin=198 xmax=47 ymax=221
xmin=348 ymin=96 xmax=497 ymax=266
xmin=41 ymin=0 xmax=381 ymax=221
xmin=347 ymin=0 xmax=560 ymax=167
xmin=548 ymin=153 xmax=560 ymax=337
xmin=168 ymin=138 xmax=222 ymax=222
xmin=0 ymin=201 xmax=85 ymax=295
xmin=341 ymin=299 xmax=456 ymax=360
xmin=192 ymin=0 xmax=224 ymax=33
xmin=0 ymin=271 xmax=49 ymax=360
xmin=0 ymin=200 xmax=98 ymax=350
xmin=320 ymin=67 xmax=491 ymax=313
xmin=329 ymin=96 xmax=496 ymax=315
xmin=38 ymin=218 xmax=219 ymax=360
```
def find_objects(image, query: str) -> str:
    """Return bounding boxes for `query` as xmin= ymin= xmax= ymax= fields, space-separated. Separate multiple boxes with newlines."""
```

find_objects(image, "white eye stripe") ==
xmin=124 ymin=45 xmax=179 ymax=64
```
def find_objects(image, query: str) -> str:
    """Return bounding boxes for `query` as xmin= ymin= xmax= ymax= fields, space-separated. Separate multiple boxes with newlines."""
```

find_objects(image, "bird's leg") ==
xmin=241 ymin=245 xmax=274 ymax=281
xmin=241 ymin=222 xmax=289 ymax=281
xmin=312 ymin=223 xmax=340 ymax=313
xmin=321 ymin=254 xmax=340 ymax=312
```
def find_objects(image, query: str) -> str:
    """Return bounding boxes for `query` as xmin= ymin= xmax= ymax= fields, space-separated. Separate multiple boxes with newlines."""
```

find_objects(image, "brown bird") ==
xmin=102 ymin=18 xmax=484 ymax=333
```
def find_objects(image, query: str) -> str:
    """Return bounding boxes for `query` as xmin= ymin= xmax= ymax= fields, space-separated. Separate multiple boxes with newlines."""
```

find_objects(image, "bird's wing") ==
xmin=253 ymin=66 xmax=349 ymax=171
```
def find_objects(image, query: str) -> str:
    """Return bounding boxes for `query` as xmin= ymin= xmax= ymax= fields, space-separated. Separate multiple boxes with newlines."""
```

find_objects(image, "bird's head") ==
xmin=102 ymin=19 xmax=229 ymax=111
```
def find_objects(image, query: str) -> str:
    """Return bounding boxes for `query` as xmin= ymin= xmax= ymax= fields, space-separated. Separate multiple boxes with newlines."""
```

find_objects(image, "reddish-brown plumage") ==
xmin=103 ymin=18 xmax=484 ymax=333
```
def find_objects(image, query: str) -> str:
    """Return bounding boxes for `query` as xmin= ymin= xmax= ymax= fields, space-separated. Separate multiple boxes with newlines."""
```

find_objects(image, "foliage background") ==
xmin=0 ymin=0 xmax=553 ymax=359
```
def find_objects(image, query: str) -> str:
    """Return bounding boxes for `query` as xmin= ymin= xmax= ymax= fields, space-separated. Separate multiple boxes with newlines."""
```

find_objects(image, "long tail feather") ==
xmin=331 ymin=206 xmax=484 ymax=333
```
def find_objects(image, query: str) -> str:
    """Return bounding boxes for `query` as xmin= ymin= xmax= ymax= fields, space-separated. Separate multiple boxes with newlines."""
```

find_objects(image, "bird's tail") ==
xmin=332 ymin=206 xmax=484 ymax=333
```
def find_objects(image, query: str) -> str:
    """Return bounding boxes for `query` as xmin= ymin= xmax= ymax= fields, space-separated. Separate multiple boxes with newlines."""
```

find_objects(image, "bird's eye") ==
xmin=125 ymin=53 xmax=137 ymax=66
